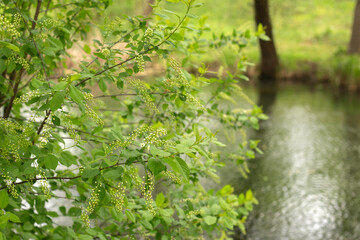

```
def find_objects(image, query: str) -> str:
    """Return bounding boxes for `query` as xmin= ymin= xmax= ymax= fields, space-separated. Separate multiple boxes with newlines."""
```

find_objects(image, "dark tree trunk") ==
xmin=348 ymin=0 xmax=360 ymax=54
xmin=254 ymin=0 xmax=279 ymax=80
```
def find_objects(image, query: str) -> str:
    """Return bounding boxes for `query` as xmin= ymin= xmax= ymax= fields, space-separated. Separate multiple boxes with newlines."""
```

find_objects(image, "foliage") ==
xmin=331 ymin=49 xmax=360 ymax=90
xmin=0 ymin=0 xmax=263 ymax=239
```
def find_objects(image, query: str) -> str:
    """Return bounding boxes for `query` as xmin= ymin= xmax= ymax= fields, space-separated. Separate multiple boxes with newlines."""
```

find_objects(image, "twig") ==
xmin=32 ymin=0 xmax=42 ymax=30
xmin=93 ymin=91 xmax=174 ymax=99
xmin=75 ymin=4 xmax=190 ymax=87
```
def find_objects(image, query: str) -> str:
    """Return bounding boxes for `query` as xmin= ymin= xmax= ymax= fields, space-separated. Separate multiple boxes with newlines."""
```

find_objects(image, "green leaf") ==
xmin=148 ymin=158 xmax=165 ymax=175
xmin=51 ymin=115 xmax=60 ymax=126
xmin=219 ymin=216 xmax=234 ymax=230
xmin=176 ymin=157 xmax=189 ymax=180
xmin=175 ymin=143 xmax=193 ymax=153
xmin=155 ymin=192 xmax=165 ymax=207
xmin=126 ymin=210 xmax=136 ymax=223
xmin=0 ymin=190 xmax=9 ymax=209
xmin=244 ymin=202 xmax=253 ymax=211
xmin=0 ymin=59 xmax=5 ymax=73
xmin=59 ymin=151 xmax=77 ymax=167
xmin=51 ymin=132 xmax=65 ymax=144
xmin=69 ymin=85 xmax=84 ymax=104
xmin=141 ymin=220 xmax=153 ymax=230
xmin=0 ymin=213 xmax=10 ymax=227
xmin=9 ymin=212 xmax=21 ymax=223
xmin=78 ymin=235 xmax=93 ymax=240
xmin=52 ymin=82 xmax=68 ymax=91
xmin=44 ymin=154 xmax=58 ymax=170
xmin=82 ymin=168 xmax=99 ymax=179
xmin=150 ymin=146 xmax=170 ymax=157
xmin=210 ymin=205 xmax=222 ymax=215
xmin=49 ymin=90 xmax=65 ymax=111
xmin=84 ymin=44 xmax=91 ymax=54
xmin=245 ymin=189 xmax=253 ymax=201
xmin=0 ymin=41 xmax=19 ymax=52
xmin=103 ymin=168 xmax=123 ymax=180
xmin=204 ymin=216 xmax=217 ymax=225
xmin=98 ymin=78 xmax=107 ymax=92
xmin=238 ymin=193 xmax=245 ymax=205
xmin=70 ymin=74 xmax=81 ymax=82
xmin=170 ymin=33 xmax=184 ymax=41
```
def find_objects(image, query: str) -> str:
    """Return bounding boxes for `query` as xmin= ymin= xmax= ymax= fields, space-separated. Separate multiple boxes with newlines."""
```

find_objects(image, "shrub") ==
xmin=0 ymin=0 xmax=264 ymax=239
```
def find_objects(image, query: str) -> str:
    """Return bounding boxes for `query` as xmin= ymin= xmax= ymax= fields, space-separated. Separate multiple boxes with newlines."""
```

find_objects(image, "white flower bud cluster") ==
xmin=1 ymin=170 xmax=18 ymax=198
xmin=0 ymin=15 xmax=20 ymax=39
xmin=168 ymin=57 xmax=189 ymax=87
xmin=186 ymin=210 xmax=202 ymax=219
xmin=142 ymin=174 xmax=156 ymax=216
xmin=185 ymin=93 xmax=206 ymax=111
xmin=81 ymin=184 xmax=101 ymax=227
xmin=111 ymin=182 xmax=126 ymax=212
xmin=9 ymin=55 xmax=30 ymax=71
xmin=85 ymin=104 xmax=104 ymax=126
xmin=129 ymin=168 xmax=156 ymax=216
xmin=62 ymin=114 xmax=81 ymax=143
xmin=38 ymin=169 xmax=51 ymax=199
xmin=135 ymin=54 xmax=145 ymax=72
xmin=38 ymin=17 xmax=58 ymax=29
xmin=180 ymin=198 xmax=199 ymax=204
xmin=83 ymin=92 xmax=94 ymax=101
xmin=126 ymin=126 xmax=154 ymax=146
xmin=101 ymin=48 xmax=110 ymax=58
xmin=14 ymin=90 xmax=41 ymax=104
xmin=0 ymin=119 xmax=32 ymax=161
xmin=144 ymin=129 xmax=167 ymax=146
xmin=129 ymin=38 xmax=139 ymax=48
xmin=104 ymin=17 xmax=122 ymax=37
xmin=163 ymin=170 xmax=181 ymax=184
xmin=128 ymin=79 xmax=159 ymax=113
xmin=144 ymin=28 xmax=153 ymax=38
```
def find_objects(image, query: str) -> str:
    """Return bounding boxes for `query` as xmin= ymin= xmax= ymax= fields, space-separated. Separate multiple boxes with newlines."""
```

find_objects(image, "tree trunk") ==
xmin=348 ymin=0 xmax=360 ymax=54
xmin=254 ymin=0 xmax=279 ymax=80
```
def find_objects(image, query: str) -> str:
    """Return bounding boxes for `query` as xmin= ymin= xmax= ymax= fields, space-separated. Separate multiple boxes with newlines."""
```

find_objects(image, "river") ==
xmin=222 ymin=84 xmax=360 ymax=240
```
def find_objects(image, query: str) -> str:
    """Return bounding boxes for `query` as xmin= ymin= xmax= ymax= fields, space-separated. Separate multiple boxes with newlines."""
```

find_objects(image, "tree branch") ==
xmin=93 ymin=91 xmax=174 ymax=99
xmin=32 ymin=0 xmax=42 ymax=30
xmin=75 ymin=5 xmax=190 ymax=87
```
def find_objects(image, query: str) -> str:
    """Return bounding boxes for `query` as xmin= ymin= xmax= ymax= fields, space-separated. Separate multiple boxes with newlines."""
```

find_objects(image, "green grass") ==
xmin=105 ymin=0 xmax=357 ymax=75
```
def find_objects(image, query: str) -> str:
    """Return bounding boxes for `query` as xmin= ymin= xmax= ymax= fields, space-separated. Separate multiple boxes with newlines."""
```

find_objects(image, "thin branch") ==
xmin=33 ymin=110 xmax=51 ymax=144
xmin=3 ymin=71 xmax=22 ymax=118
xmin=44 ymin=0 xmax=51 ymax=15
xmin=28 ymin=192 xmax=80 ymax=202
xmin=0 ymin=175 xmax=82 ymax=190
xmin=32 ymin=0 xmax=42 ymax=30
xmin=41 ymin=2 xmax=74 ymax=13
xmin=93 ymin=91 xmax=174 ymax=99
xmin=0 ymin=160 xmax=146 ymax=190
xmin=85 ymin=28 xmax=139 ymax=69
xmin=75 ymin=4 xmax=190 ymax=87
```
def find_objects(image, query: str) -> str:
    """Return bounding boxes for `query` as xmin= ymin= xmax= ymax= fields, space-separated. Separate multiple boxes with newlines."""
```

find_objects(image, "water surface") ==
xmin=224 ymin=86 xmax=360 ymax=240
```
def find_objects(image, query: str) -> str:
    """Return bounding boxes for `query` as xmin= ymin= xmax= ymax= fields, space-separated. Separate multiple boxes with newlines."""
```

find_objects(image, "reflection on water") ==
xmin=226 ymin=86 xmax=360 ymax=240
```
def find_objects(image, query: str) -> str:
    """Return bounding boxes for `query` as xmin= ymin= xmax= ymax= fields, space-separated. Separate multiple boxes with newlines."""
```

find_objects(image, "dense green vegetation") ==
xmin=109 ymin=0 xmax=360 ymax=87
xmin=0 ymin=0 xmax=264 ymax=239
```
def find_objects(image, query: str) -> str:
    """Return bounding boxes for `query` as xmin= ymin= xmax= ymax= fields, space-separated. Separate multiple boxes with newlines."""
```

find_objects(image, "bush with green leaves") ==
xmin=0 ymin=0 xmax=265 ymax=239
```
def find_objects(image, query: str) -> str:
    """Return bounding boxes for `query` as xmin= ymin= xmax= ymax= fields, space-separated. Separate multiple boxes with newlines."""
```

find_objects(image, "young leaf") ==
xmin=49 ymin=91 xmax=65 ymax=111
xmin=0 ymin=190 xmax=9 ymax=209
xmin=204 ymin=216 xmax=217 ymax=225
xmin=148 ymin=158 xmax=165 ymax=175
xmin=69 ymin=85 xmax=84 ymax=104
